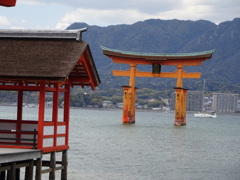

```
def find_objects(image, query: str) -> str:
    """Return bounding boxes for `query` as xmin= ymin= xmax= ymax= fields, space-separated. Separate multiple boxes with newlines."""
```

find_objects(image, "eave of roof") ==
xmin=0 ymin=29 xmax=100 ymax=89
xmin=101 ymin=46 xmax=215 ymax=61
xmin=0 ymin=28 xmax=87 ymax=41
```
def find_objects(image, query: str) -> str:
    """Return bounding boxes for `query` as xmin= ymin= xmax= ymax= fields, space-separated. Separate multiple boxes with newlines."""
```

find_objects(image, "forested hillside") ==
xmin=67 ymin=18 xmax=240 ymax=94
xmin=1 ymin=18 xmax=239 ymax=107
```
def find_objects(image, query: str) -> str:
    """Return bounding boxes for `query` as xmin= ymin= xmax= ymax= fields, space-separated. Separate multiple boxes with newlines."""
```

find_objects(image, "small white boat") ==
xmin=194 ymin=112 xmax=217 ymax=118
xmin=194 ymin=79 xmax=217 ymax=118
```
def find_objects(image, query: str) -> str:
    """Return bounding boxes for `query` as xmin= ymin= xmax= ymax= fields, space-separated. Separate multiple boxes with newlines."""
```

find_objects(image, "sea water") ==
xmin=1 ymin=106 xmax=240 ymax=180
xmin=68 ymin=108 xmax=240 ymax=180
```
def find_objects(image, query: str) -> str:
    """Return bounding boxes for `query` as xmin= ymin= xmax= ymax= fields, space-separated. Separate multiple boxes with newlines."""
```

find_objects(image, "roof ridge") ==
xmin=0 ymin=28 xmax=87 ymax=41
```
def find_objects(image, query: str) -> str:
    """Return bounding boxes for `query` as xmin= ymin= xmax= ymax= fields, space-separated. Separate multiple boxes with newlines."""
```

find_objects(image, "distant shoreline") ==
xmin=0 ymin=105 xmax=239 ymax=116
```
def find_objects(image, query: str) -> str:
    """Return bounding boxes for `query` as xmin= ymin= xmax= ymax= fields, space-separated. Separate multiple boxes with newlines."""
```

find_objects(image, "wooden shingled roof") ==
xmin=0 ymin=29 xmax=100 ymax=89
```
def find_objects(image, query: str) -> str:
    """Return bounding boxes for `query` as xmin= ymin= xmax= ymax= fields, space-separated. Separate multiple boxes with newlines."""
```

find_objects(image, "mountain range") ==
xmin=67 ymin=18 xmax=240 ymax=94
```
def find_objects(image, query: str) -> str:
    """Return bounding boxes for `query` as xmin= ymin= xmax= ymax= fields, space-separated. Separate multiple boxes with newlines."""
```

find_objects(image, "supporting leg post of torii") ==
xmin=121 ymin=64 xmax=137 ymax=124
xmin=174 ymin=65 xmax=188 ymax=126
xmin=122 ymin=86 xmax=131 ymax=123
xmin=127 ymin=64 xmax=137 ymax=123
xmin=181 ymin=88 xmax=188 ymax=126
xmin=121 ymin=86 xmax=137 ymax=123
xmin=128 ymin=87 xmax=137 ymax=123
xmin=174 ymin=87 xmax=188 ymax=126
xmin=174 ymin=87 xmax=183 ymax=126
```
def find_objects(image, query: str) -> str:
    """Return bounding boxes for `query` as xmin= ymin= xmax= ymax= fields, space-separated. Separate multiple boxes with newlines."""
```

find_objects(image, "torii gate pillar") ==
xmin=174 ymin=88 xmax=188 ymax=126
xmin=121 ymin=64 xmax=137 ymax=123
xmin=174 ymin=65 xmax=188 ymax=126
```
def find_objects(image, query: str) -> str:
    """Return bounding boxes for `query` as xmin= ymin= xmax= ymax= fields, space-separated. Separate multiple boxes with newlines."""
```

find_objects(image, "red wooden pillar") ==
xmin=52 ymin=83 xmax=59 ymax=148
xmin=16 ymin=90 xmax=23 ymax=143
xmin=64 ymin=84 xmax=70 ymax=146
xmin=37 ymin=81 xmax=45 ymax=149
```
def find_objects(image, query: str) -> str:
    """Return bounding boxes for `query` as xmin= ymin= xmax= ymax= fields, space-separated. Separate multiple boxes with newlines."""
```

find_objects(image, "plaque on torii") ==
xmin=102 ymin=46 xmax=214 ymax=126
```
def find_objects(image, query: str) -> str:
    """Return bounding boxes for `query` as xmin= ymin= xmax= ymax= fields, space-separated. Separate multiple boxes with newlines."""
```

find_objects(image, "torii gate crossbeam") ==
xmin=101 ymin=46 xmax=214 ymax=126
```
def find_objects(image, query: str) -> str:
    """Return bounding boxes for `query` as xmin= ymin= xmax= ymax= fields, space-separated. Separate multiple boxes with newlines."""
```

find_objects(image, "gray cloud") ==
xmin=28 ymin=0 xmax=183 ymax=13
xmin=16 ymin=0 xmax=240 ymax=29
xmin=33 ymin=0 xmax=239 ymax=22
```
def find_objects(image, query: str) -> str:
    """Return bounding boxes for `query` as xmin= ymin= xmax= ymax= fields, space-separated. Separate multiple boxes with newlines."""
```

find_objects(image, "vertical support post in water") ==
xmin=127 ymin=64 xmax=137 ymax=123
xmin=16 ymin=168 xmax=20 ymax=180
xmin=174 ymin=87 xmax=183 ymax=126
xmin=25 ymin=159 xmax=34 ymax=180
xmin=7 ymin=162 xmax=16 ymax=180
xmin=174 ymin=65 xmax=185 ymax=126
xmin=49 ymin=151 xmax=56 ymax=180
xmin=132 ymin=87 xmax=137 ymax=121
xmin=121 ymin=86 xmax=131 ymax=123
xmin=35 ymin=157 xmax=42 ymax=180
xmin=0 ymin=170 xmax=6 ymax=180
xmin=61 ymin=150 xmax=68 ymax=180
xmin=182 ymin=89 xmax=188 ymax=126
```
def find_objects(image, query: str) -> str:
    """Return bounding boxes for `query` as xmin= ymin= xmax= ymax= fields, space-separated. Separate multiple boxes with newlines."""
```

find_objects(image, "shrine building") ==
xmin=0 ymin=29 xmax=100 ymax=179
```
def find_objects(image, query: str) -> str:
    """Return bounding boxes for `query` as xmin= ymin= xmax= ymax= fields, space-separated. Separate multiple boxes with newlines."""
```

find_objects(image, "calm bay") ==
xmin=1 ymin=106 xmax=240 ymax=180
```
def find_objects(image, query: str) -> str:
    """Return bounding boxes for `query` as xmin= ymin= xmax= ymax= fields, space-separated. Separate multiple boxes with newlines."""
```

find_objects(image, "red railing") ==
xmin=0 ymin=129 xmax=38 ymax=149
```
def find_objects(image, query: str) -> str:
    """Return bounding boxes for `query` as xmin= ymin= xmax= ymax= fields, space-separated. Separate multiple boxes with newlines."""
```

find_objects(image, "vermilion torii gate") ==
xmin=102 ymin=46 xmax=214 ymax=126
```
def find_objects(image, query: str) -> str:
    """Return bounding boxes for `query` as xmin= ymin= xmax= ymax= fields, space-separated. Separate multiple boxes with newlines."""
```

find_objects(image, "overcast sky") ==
xmin=0 ymin=0 xmax=239 ymax=29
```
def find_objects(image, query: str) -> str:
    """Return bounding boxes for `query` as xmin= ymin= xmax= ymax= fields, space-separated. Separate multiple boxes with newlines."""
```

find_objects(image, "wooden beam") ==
xmin=80 ymin=55 xmax=94 ymax=89
xmin=111 ymin=57 xmax=204 ymax=66
xmin=112 ymin=70 xmax=201 ymax=79
xmin=69 ymin=77 xmax=90 ymax=83
xmin=0 ymin=84 xmax=40 ymax=91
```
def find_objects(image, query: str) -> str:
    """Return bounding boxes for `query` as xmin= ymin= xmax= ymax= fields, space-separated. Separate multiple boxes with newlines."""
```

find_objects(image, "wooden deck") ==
xmin=0 ymin=148 xmax=68 ymax=180
xmin=0 ymin=148 xmax=41 ymax=163
xmin=0 ymin=148 xmax=41 ymax=180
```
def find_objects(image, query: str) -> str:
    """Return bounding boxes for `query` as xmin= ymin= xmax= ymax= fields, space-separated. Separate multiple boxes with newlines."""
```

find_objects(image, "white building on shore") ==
xmin=212 ymin=93 xmax=238 ymax=113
